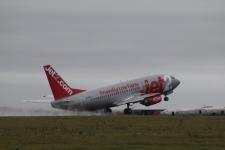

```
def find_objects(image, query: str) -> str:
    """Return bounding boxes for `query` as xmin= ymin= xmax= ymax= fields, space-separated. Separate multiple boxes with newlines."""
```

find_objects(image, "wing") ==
xmin=113 ymin=93 xmax=161 ymax=106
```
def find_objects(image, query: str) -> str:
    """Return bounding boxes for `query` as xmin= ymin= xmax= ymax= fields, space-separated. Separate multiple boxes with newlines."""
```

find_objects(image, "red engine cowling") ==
xmin=141 ymin=96 xmax=162 ymax=106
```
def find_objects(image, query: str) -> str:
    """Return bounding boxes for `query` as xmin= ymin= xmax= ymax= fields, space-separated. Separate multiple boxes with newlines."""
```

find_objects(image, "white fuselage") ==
xmin=51 ymin=75 xmax=168 ymax=111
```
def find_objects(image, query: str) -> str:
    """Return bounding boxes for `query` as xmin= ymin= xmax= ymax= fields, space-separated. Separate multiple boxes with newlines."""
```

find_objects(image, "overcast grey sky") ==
xmin=0 ymin=0 xmax=225 ymax=111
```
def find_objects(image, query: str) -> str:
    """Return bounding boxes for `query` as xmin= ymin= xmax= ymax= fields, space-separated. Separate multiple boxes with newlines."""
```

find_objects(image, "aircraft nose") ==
xmin=172 ymin=78 xmax=180 ymax=89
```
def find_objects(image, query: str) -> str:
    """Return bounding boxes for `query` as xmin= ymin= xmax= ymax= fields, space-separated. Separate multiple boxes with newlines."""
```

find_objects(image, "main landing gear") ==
xmin=104 ymin=108 xmax=112 ymax=114
xmin=164 ymin=96 xmax=169 ymax=101
xmin=124 ymin=103 xmax=132 ymax=115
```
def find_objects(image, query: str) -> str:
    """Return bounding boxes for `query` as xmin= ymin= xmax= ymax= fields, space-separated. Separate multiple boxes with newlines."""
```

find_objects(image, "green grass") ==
xmin=0 ymin=116 xmax=225 ymax=150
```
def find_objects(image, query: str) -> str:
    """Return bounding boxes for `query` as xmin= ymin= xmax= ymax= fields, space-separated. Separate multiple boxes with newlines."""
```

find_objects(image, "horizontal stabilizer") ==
xmin=24 ymin=99 xmax=52 ymax=103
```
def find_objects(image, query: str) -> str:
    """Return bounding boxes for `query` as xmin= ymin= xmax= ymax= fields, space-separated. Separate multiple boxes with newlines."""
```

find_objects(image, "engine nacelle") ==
xmin=141 ymin=96 xmax=162 ymax=106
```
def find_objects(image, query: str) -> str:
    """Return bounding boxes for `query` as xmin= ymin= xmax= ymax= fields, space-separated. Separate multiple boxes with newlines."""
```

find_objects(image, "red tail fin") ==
xmin=43 ymin=65 xmax=85 ymax=100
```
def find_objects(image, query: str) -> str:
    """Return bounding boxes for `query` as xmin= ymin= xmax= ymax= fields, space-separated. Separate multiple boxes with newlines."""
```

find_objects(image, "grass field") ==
xmin=0 ymin=116 xmax=225 ymax=150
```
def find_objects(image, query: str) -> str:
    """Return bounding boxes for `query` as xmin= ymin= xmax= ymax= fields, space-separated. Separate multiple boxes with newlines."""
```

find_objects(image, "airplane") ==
xmin=40 ymin=65 xmax=180 ymax=114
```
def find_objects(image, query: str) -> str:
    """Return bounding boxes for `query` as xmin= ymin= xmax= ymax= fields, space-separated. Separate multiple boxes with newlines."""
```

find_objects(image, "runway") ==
xmin=1 ymin=106 xmax=225 ymax=117
xmin=0 ymin=106 xmax=103 ymax=116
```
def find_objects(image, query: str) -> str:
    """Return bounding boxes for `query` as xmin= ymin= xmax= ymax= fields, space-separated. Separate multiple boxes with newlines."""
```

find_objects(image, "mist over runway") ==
xmin=0 ymin=107 xmax=104 ymax=116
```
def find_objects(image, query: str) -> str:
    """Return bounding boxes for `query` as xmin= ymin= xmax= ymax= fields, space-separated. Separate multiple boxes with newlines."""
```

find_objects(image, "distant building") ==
xmin=161 ymin=107 xmax=225 ymax=116
xmin=132 ymin=109 xmax=165 ymax=115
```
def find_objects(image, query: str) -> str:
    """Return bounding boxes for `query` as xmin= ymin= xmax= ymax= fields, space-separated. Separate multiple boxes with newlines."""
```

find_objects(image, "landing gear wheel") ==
xmin=104 ymin=108 xmax=112 ymax=114
xmin=124 ymin=103 xmax=132 ymax=115
xmin=164 ymin=96 xmax=169 ymax=101
xmin=124 ymin=108 xmax=132 ymax=115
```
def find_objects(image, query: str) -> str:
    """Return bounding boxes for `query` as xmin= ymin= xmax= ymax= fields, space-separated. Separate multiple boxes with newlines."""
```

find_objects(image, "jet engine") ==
xmin=141 ymin=96 xmax=162 ymax=106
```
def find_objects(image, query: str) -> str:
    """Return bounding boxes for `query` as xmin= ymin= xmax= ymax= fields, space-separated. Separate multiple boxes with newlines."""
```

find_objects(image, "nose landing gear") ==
xmin=164 ymin=96 xmax=169 ymax=101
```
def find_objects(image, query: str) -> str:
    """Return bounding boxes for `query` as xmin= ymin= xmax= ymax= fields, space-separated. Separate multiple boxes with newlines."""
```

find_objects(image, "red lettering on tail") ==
xmin=44 ymin=65 xmax=85 ymax=100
